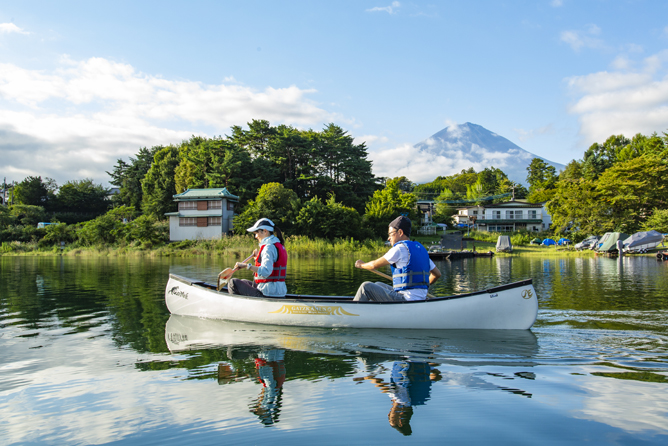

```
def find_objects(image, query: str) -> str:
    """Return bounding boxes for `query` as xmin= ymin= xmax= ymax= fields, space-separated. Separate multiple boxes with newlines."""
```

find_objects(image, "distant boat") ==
xmin=596 ymin=232 xmax=629 ymax=253
xmin=623 ymin=230 xmax=665 ymax=253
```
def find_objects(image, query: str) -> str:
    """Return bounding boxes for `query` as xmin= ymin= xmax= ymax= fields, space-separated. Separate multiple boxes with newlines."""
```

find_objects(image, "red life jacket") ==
xmin=254 ymin=242 xmax=287 ymax=283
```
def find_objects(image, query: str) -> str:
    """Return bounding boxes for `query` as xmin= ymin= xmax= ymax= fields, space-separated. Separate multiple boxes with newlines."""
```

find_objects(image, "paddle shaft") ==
xmin=217 ymin=253 xmax=255 ymax=290
xmin=368 ymin=269 xmax=436 ymax=299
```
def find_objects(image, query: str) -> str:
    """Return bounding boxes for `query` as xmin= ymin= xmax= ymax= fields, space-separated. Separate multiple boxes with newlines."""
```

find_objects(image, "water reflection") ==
xmin=3 ymin=256 xmax=668 ymax=444
xmin=358 ymin=360 xmax=439 ymax=436
xmin=165 ymin=316 xmax=539 ymax=434
xmin=165 ymin=315 xmax=540 ymax=365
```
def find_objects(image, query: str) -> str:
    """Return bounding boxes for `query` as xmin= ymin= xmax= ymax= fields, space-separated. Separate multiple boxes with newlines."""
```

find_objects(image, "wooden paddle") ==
xmin=369 ymin=269 xmax=436 ymax=299
xmin=217 ymin=253 xmax=255 ymax=291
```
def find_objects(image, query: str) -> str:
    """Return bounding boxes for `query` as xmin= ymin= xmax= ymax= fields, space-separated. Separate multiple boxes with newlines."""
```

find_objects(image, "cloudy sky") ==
xmin=1 ymin=0 xmax=668 ymax=187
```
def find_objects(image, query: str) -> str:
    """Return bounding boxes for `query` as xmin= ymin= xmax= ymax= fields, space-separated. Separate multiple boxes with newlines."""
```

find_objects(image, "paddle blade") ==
xmin=219 ymin=267 xmax=235 ymax=280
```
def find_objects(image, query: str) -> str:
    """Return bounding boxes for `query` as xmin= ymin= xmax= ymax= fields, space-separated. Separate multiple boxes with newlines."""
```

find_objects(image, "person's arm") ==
xmin=355 ymin=256 xmax=390 ymax=270
xmin=428 ymin=266 xmax=441 ymax=285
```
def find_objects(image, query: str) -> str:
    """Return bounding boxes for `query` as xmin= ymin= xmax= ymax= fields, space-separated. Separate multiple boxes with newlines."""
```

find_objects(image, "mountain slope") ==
xmin=413 ymin=122 xmax=564 ymax=185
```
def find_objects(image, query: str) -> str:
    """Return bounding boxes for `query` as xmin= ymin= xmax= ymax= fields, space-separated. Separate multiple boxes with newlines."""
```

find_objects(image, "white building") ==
xmin=165 ymin=188 xmax=239 ymax=241
xmin=453 ymin=200 xmax=551 ymax=232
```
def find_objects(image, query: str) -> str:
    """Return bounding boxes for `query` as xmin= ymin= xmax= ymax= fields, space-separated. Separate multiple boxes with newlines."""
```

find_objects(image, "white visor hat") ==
xmin=247 ymin=218 xmax=275 ymax=233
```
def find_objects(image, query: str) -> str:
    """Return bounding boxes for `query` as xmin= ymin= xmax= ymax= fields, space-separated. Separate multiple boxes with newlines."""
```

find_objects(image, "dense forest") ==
xmin=1 ymin=120 xmax=668 ymax=251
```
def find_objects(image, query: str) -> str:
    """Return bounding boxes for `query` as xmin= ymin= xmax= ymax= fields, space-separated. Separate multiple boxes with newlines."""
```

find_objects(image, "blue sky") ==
xmin=1 ymin=0 xmax=668 ymax=186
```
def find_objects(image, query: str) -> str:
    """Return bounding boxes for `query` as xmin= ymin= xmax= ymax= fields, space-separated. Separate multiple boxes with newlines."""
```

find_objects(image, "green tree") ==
xmin=43 ymin=222 xmax=76 ymax=245
xmin=582 ymin=135 xmax=629 ymax=180
xmin=594 ymin=155 xmax=668 ymax=233
xmin=364 ymin=177 xmax=418 ymax=237
xmin=9 ymin=205 xmax=47 ymax=227
xmin=126 ymin=214 xmax=168 ymax=246
xmin=296 ymin=194 xmax=363 ymax=239
xmin=642 ymin=209 xmax=668 ymax=233
xmin=545 ymin=179 xmax=602 ymax=235
xmin=107 ymin=146 xmax=161 ymax=210
xmin=13 ymin=176 xmax=52 ymax=207
xmin=233 ymin=183 xmax=301 ymax=235
xmin=141 ymin=145 xmax=180 ymax=218
xmin=54 ymin=179 xmax=109 ymax=215
xmin=526 ymin=158 xmax=557 ymax=192
xmin=77 ymin=214 xmax=122 ymax=246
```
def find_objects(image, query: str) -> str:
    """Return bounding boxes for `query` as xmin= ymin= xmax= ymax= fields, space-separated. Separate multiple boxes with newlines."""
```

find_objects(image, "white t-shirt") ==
xmin=383 ymin=243 xmax=436 ymax=301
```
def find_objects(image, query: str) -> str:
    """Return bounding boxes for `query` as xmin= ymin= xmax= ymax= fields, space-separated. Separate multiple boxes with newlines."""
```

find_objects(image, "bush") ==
xmin=77 ymin=214 xmax=122 ymax=246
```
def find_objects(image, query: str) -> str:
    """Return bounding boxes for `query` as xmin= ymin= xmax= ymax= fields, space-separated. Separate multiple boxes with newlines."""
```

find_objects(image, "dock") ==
xmin=428 ymin=251 xmax=494 ymax=260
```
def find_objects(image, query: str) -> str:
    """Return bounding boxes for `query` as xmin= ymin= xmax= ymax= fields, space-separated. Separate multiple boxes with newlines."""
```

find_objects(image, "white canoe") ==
xmin=165 ymin=273 xmax=538 ymax=330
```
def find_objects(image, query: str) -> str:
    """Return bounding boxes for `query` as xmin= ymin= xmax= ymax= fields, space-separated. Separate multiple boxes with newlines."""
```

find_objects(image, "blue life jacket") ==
xmin=390 ymin=241 xmax=430 ymax=291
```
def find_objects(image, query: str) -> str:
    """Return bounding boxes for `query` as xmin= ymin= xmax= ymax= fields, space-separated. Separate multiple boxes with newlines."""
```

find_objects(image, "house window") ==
xmin=179 ymin=201 xmax=197 ymax=210
xmin=208 ymin=217 xmax=222 ymax=226
xmin=489 ymin=225 xmax=514 ymax=232
xmin=472 ymin=210 xmax=478 ymax=215
xmin=208 ymin=200 xmax=222 ymax=209
xmin=506 ymin=210 xmax=522 ymax=219
xmin=492 ymin=211 xmax=501 ymax=219
xmin=227 ymin=202 xmax=234 ymax=211
xmin=529 ymin=210 xmax=537 ymax=219
xmin=179 ymin=217 xmax=197 ymax=226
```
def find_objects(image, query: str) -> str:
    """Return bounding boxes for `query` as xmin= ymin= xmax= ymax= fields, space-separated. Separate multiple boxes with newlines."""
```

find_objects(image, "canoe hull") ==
xmin=165 ymin=274 xmax=538 ymax=330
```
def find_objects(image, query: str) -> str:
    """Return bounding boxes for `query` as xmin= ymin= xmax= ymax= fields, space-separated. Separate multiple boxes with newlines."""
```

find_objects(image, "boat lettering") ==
xmin=521 ymin=289 xmax=533 ymax=299
xmin=167 ymin=333 xmax=188 ymax=344
xmin=269 ymin=305 xmax=359 ymax=316
xmin=168 ymin=286 xmax=189 ymax=300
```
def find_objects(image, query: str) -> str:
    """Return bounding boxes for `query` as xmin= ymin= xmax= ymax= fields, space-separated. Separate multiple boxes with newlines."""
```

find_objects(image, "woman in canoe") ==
xmin=228 ymin=218 xmax=287 ymax=298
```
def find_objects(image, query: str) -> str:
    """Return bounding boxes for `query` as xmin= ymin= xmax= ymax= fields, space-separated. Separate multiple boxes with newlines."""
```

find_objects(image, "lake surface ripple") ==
xmin=1 ymin=255 xmax=667 ymax=445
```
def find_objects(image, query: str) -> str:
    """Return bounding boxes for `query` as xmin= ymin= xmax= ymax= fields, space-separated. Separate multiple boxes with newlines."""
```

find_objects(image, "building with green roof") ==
xmin=165 ymin=188 xmax=239 ymax=241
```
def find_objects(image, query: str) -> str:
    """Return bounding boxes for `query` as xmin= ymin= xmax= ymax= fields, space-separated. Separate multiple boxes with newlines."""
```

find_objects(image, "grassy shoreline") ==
xmin=2 ymin=234 xmax=660 ymax=258
xmin=0 ymin=235 xmax=390 ymax=258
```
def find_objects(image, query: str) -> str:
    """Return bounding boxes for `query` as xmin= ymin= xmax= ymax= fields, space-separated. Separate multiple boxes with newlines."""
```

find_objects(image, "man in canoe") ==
xmin=354 ymin=216 xmax=441 ymax=302
xmin=228 ymin=218 xmax=288 ymax=298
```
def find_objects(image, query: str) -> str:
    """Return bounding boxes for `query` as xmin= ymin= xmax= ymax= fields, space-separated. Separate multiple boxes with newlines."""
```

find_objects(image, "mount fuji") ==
xmin=412 ymin=123 xmax=565 ymax=185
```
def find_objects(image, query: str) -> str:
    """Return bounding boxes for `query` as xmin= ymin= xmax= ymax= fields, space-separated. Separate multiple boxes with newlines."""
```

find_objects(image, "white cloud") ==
xmin=366 ymin=1 xmax=400 ymax=14
xmin=513 ymin=125 xmax=555 ymax=143
xmin=550 ymin=0 xmax=563 ymax=7
xmin=566 ymin=49 xmax=668 ymax=145
xmin=354 ymin=134 xmax=388 ymax=145
xmin=0 ymin=57 xmax=334 ymax=185
xmin=368 ymin=141 xmax=517 ymax=183
xmin=0 ymin=23 xmax=29 ymax=35
xmin=560 ymin=24 xmax=604 ymax=52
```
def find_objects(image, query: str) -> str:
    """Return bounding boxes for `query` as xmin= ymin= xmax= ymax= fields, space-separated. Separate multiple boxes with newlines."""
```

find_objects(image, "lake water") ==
xmin=1 ymin=254 xmax=667 ymax=445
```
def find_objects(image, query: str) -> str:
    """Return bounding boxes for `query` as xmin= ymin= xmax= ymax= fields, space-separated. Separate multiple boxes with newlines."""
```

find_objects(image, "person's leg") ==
xmin=354 ymin=281 xmax=404 ymax=302
xmin=228 ymin=278 xmax=264 ymax=297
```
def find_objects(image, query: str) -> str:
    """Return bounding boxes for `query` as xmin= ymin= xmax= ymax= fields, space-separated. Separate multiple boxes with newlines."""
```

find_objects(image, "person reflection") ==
xmin=363 ymin=359 xmax=441 ymax=436
xmin=249 ymin=349 xmax=286 ymax=425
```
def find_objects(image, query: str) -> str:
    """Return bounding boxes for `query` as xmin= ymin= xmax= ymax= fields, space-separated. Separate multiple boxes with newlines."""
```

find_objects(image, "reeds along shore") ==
xmin=0 ymin=235 xmax=390 ymax=258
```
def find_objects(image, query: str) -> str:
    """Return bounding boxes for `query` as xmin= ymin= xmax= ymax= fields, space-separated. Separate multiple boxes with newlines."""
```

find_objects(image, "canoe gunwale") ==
xmin=168 ymin=273 xmax=533 ymax=304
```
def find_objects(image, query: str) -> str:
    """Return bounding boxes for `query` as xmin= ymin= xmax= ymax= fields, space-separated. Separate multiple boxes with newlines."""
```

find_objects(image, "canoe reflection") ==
xmin=165 ymin=315 xmax=539 ymax=365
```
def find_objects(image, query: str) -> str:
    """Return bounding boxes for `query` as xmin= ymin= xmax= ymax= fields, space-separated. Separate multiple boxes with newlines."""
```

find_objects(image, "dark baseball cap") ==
xmin=389 ymin=216 xmax=411 ymax=236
